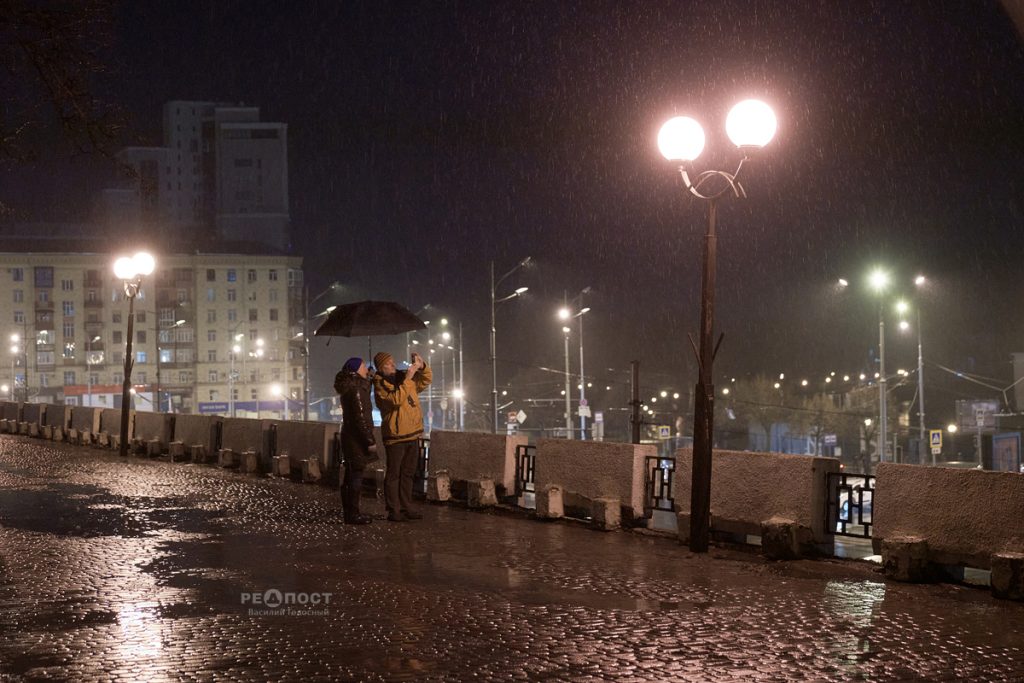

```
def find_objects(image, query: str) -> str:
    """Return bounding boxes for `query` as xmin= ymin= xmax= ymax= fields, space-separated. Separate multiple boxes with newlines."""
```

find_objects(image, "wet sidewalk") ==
xmin=1 ymin=436 xmax=1023 ymax=681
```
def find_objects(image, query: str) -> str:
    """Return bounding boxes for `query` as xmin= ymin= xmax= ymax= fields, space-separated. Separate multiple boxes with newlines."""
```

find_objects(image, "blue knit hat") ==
xmin=342 ymin=357 xmax=363 ymax=373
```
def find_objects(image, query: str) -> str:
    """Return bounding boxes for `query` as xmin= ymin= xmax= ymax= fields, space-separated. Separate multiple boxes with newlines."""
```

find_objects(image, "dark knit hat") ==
xmin=373 ymin=351 xmax=394 ymax=370
xmin=342 ymin=357 xmax=363 ymax=373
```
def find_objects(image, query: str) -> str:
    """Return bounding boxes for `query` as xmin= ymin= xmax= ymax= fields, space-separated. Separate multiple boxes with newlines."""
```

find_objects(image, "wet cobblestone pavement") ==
xmin=2 ymin=436 xmax=1024 ymax=681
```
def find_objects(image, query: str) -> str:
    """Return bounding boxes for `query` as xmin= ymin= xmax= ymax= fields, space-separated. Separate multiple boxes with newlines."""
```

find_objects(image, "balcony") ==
xmin=84 ymin=299 xmax=104 ymax=308
xmin=34 ymin=300 xmax=54 ymax=311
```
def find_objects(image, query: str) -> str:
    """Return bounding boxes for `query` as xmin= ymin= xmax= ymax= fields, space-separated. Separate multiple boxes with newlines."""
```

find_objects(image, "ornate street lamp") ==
xmin=658 ymin=99 xmax=777 ymax=552
xmin=113 ymin=251 xmax=155 ymax=457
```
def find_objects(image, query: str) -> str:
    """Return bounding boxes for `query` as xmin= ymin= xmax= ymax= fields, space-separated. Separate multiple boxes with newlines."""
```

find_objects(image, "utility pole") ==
xmin=630 ymin=361 xmax=641 ymax=444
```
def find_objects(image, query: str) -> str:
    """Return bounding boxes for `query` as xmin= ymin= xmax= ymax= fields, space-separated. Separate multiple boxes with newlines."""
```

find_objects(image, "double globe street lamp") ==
xmin=489 ymin=258 xmax=530 ymax=433
xmin=112 ymin=251 xmax=156 ymax=457
xmin=658 ymin=99 xmax=777 ymax=552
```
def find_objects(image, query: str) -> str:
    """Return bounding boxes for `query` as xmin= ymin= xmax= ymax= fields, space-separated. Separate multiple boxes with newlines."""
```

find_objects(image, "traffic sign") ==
xmin=658 ymin=425 xmax=671 ymax=439
xmin=930 ymin=429 xmax=942 ymax=455
xmin=516 ymin=409 xmax=527 ymax=424
xmin=578 ymin=405 xmax=591 ymax=418
xmin=823 ymin=433 xmax=837 ymax=446
xmin=580 ymin=398 xmax=588 ymax=407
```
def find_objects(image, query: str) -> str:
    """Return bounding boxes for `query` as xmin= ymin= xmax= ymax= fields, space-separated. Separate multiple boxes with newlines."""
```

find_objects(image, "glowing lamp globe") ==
xmin=658 ymin=116 xmax=705 ymax=162
xmin=725 ymin=100 xmax=777 ymax=149
xmin=113 ymin=257 xmax=136 ymax=280
xmin=133 ymin=251 xmax=155 ymax=276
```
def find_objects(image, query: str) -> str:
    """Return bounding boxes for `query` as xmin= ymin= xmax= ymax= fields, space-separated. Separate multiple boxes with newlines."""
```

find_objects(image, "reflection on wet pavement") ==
xmin=2 ymin=435 xmax=1024 ymax=681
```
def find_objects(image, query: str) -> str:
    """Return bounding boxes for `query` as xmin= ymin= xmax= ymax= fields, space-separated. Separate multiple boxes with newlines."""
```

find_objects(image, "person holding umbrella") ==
xmin=334 ymin=357 xmax=378 ymax=525
xmin=372 ymin=350 xmax=432 ymax=522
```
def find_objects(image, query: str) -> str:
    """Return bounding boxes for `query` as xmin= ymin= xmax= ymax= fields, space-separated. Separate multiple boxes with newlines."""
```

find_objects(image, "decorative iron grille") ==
xmin=514 ymin=444 xmax=536 ymax=496
xmin=826 ymin=472 xmax=875 ymax=538
xmin=644 ymin=456 xmax=675 ymax=516
xmin=414 ymin=437 xmax=430 ymax=493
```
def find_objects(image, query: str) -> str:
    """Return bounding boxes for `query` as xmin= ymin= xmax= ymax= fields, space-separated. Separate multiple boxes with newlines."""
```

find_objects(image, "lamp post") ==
xmin=113 ymin=251 xmax=156 ymax=457
xmin=868 ymin=269 xmax=890 ymax=463
xmin=303 ymin=281 xmax=341 ymax=421
xmin=230 ymin=340 xmax=242 ymax=417
xmin=658 ymin=99 xmax=777 ymax=553
xmin=10 ymin=336 xmax=19 ymax=402
xmin=562 ymin=325 xmax=572 ymax=438
xmin=559 ymin=297 xmax=591 ymax=439
xmin=490 ymin=257 xmax=531 ymax=433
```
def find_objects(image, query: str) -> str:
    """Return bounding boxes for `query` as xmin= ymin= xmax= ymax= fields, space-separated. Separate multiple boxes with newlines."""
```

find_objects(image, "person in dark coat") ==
xmin=334 ymin=357 xmax=378 ymax=524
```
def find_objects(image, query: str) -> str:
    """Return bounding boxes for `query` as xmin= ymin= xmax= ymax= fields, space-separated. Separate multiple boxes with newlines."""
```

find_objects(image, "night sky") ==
xmin=2 ymin=1 xmax=1023 ymax=426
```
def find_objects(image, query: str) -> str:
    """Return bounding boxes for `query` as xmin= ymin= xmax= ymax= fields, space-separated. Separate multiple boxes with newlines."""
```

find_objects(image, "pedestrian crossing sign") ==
xmin=930 ymin=429 xmax=942 ymax=454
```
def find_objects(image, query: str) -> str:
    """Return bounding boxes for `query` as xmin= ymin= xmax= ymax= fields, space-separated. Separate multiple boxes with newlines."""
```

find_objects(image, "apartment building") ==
xmin=0 ymin=246 xmax=304 ymax=417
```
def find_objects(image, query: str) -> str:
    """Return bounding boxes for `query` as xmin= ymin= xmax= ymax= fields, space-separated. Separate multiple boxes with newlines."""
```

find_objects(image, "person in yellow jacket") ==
xmin=372 ymin=350 xmax=432 ymax=522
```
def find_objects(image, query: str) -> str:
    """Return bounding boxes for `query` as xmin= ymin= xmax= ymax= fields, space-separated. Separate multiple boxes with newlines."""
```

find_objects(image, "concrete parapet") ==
xmin=21 ymin=403 xmax=45 ymax=432
xmin=467 ymin=479 xmax=497 ymax=508
xmin=271 ymin=420 xmax=336 ymax=473
xmin=535 ymin=439 xmax=652 ymax=520
xmin=221 ymin=418 xmax=264 ymax=464
xmin=172 ymin=415 xmax=222 ymax=457
xmin=0 ymin=401 xmax=22 ymax=422
xmin=429 ymin=431 xmax=527 ymax=495
xmin=882 ymin=536 xmax=932 ymax=582
xmin=874 ymin=463 xmax=1024 ymax=570
xmin=272 ymin=454 xmax=290 ymax=476
xmin=134 ymin=413 xmax=173 ymax=453
xmin=428 ymin=471 xmax=451 ymax=502
xmin=146 ymin=438 xmax=163 ymax=457
xmin=240 ymin=450 xmax=260 ymax=474
xmin=674 ymin=447 xmax=839 ymax=547
xmin=70 ymin=407 xmax=102 ymax=438
xmin=591 ymin=497 xmax=621 ymax=531
xmin=190 ymin=444 xmax=208 ymax=463
xmin=218 ymin=448 xmax=237 ymax=468
xmin=302 ymin=457 xmax=321 ymax=483
xmin=98 ymin=408 xmax=132 ymax=444
xmin=42 ymin=405 xmax=70 ymax=431
xmin=536 ymin=484 xmax=564 ymax=519
xmin=991 ymin=553 xmax=1024 ymax=601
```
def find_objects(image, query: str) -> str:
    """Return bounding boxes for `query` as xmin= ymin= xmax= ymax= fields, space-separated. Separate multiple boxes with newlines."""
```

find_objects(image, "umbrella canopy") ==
xmin=313 ymin=300 xmax=426 ymax=338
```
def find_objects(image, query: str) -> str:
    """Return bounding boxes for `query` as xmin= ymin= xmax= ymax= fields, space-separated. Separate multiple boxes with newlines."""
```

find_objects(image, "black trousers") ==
xmin=384 ymin=440 xmax=419 ymax=516
xmin=340 ymin=464 xmax=365 ymax=520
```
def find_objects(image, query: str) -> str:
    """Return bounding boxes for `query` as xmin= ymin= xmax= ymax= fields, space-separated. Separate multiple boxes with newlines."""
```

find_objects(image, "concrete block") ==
xmin=29 ymin=423 xmax=40 ymax=438
xmin=0 ymin=419 xmax=8 ymax=433
xmin=189 ymin=444 xmax=207 ymax=463
xmin=240 ymin=449 xmax=260 ymax=474
xmin=147 ymin=439 xmax=162 ymax=457
xmin=427 ymin=471 xmax=451 ymax=502
xmin=467 ymin=479 xmax=497 ymax=508
xmin=67 ymin=428 xmax=78 ymax=443
xmin=80 ymin=430 xmax=93 ymax=446
xmin=761 ymin=517 xmax=804 ymax=560
xmin=168 ymin=441 xmax=185 ymax=461
xmin=97 ymin=432 xmax=110 ymax=447
xmin=110 ymin=435 xmax=121 ymax=451
xmin=302 ymin=457 xmax=321 ymax=483
xmin=273 ymin=454 xmax=290 ymax=476
xmin=42 ymin=425 xmax=53 ymax=440
xmin=882 ymin=536 xmax=932 ymax=582
xmin=591 ymin=497 xmax=621 ymax=531
xmin=536 ymin=484 xmax=564 ymax=519
xmin=991 ymin=552 xmax=1024 ymax=601
xmin=54 ymin=427 xmax=65 ymax=442
xmin=218 ymin=448 xmax=237 ymax=468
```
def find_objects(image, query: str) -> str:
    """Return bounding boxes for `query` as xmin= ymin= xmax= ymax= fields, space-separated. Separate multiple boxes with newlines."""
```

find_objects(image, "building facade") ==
xmin=0 ymin=249 xmax=305 ymax=418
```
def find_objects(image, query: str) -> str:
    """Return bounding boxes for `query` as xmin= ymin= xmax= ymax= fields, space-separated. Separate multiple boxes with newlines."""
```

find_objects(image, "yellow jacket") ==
xmin=372 ymin=364 xmax=433 ymax=445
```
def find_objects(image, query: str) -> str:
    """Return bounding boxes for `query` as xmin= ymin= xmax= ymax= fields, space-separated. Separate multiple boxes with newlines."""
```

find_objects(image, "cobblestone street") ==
xmin=1 ymin=436 xmax=1023 ymax=681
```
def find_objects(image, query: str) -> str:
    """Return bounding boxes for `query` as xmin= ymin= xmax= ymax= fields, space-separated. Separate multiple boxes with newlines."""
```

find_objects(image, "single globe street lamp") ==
xmin=658 ymin=98 xmax=777 ymax=553
xmin=113 ymin=251 xmax=155 ymax=457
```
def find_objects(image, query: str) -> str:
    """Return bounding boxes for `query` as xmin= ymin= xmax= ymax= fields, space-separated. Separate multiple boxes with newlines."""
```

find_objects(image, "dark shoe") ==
xmin=402 ymin=510 xmax=423 ymax=520
xmin=344 ymin=515 xmax=372 ymax=525
xmin=387 ymin=513 xmax=407 ymax=522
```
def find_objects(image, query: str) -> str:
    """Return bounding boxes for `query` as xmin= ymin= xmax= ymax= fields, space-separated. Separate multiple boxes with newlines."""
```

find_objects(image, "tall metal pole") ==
xmin=440 ymin=350 xmax=447 ymax=430
xmin=458 ymin=323 xmax=465 ymax=431
xmin=918 ymin=308 xmax=928 ymax=465
xmin=22 ymin=318 xmax=29 ymax=403
xmin=578 ymin=303 xmax=586 ymax=440
xmin=630 ymin=360 xmax=641 ymax=444
xmin=878 ymin=302 xmax=887 ymax=463
xmin=302 ymin=285 xmax=309 ymax=421
xmin=490 ymin=261 xmax=498 ymax=434
xmin=563 ymin=328 xmax=572 ymax=438
xmin=86 ymin=337 xmax=93 ymax=407
xmin=689 ymin=199 xmax=717 ymax=553
xmin=155 ymin=303 xmax=161 ymax=412
xmin=119 ymin=287 xmax=137 ymax=457
xmin=229 ymin=351 xmax=235 ymax=418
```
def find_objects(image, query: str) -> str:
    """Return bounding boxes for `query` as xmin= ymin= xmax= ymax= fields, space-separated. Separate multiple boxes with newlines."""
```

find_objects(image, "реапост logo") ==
xmin=240 ymin=588 xmax=333 ymax=615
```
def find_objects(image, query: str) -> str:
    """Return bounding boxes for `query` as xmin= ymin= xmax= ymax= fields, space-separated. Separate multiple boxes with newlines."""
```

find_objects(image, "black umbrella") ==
xmin=314 ymin=300 xmax=426 ymax=338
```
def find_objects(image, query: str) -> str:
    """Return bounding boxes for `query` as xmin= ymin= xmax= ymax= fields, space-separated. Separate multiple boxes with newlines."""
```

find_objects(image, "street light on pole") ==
xmin=490 ymin=257 xmax=531 ymax=433
xmin=558 ymin=301 xmax=591 ymax=440
xmin=85 ymin=334 xmax=101 ymax=407
xmin=658 ymin=98 xmax=777 ymax=553
xmin=868 ymin=268 xmax=890 ymax=463
xmin=562 ymin=325 xmax=572 ymax=439
xmin=113 ymin=251 xmax=155 ymax=457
